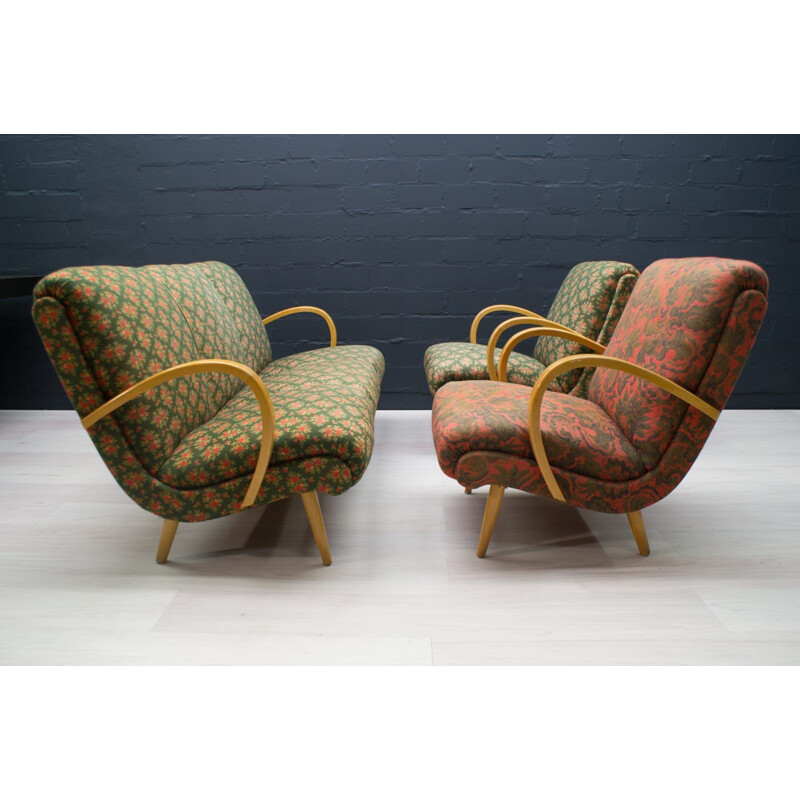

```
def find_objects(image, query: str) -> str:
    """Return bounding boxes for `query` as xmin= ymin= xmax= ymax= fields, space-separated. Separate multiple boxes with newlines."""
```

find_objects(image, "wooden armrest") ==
xmin=81 ymin=359 xmax=275 ymax=510
xmin=488 ymin=320 xmax=604 ymax=381
xmin=262 ymin=306 xmax=337 ymax=347
xmin=527 ymin=354 xmax=720 ymax=503
xmin=469 ymin=304 xmax=572 ymax=345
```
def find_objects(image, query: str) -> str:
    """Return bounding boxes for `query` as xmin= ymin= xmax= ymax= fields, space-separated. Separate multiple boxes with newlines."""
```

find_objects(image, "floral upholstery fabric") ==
xmin=32 ymin=262 xmax=385 ymax=523
xmin=158 ymin=346 xmax=383 ymax=490
xmin=423 ymin=342 xmax=546 ymax=392
xmin=433 ymin=380 xmax=646 ymax=483
xmin=424 ymin=260 xmax=638 ymax=396
xmin=431 ymin=258 xmax=768 ymax=514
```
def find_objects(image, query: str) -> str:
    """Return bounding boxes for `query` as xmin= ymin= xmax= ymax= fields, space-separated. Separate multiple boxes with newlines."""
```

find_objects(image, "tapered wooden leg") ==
xmin=156 ymin=519 xmax=179 ymax=564
xmin=626 ymin=510 xmax=650 ymax=556
xmin=301 ymin=491 xmax=332 ymax=566
xmin=477 ymin=484 xmax=506 ymax=558
xmin=465 ymin=487 xmax=472 ymax=494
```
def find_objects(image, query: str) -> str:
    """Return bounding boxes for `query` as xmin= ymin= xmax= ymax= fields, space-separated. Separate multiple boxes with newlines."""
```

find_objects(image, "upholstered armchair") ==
xmin=431 ymin=257 xmax=768 ymax=557
xmin=33 ymin=261 xmax=385 ymax=566
xmin=424 ymin=260 xmax=640 ymax=398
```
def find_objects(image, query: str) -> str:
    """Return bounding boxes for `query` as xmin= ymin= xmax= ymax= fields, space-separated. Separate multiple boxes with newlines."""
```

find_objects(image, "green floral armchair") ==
xmin=423 ymin=260 xmax=640 ymax=398
xmin=431 ymin=257 xmax=768 ymax=558
xmin=33 ymin=261 xmax=385 ymax=566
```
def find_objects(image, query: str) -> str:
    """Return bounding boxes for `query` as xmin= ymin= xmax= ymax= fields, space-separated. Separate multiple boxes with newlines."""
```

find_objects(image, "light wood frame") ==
xmin=492 ymin=324 xmax=606 ymax=382
xmin=81 ymin=358 xmax=332 ymax=566
xmin=469 ymin=304 xmax=577 ymax=346
xmin=262 ymin=306 xmax=337 ymax=347
xmin=475 ymin=349 xmax=720 ymax=559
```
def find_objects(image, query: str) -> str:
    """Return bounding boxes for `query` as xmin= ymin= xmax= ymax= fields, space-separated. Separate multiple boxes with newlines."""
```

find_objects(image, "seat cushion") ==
xmin=424 ymin=342 xmax=546 ymax=394
xmin=157 ymin=345 xmax=385 ymax=493
xmin=432 ymin=380 xmax=646 ymax=483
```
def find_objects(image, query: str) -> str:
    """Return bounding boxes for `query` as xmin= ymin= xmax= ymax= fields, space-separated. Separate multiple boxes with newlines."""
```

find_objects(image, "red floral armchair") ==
xmin=431 ymin=257 xmax=769 ymax=558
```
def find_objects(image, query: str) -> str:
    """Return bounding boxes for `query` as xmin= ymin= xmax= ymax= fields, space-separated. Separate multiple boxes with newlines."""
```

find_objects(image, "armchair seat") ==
xmin=433 ymin=380 xmax=646 ymax=484
xmin=158 ymin=345 xmax=384 ymax=496
xmin=424 ymin=342 xmax=546 ymax=392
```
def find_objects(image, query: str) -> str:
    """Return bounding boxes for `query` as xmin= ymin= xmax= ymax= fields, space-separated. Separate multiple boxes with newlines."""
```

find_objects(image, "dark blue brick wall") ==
xmin=1 ymin=134 xmax=799 ymax=409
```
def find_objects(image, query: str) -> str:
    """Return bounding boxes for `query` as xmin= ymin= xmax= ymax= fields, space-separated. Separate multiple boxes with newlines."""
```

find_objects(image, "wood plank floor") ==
xmin=1 ymin=408 xmax=799 ymax=665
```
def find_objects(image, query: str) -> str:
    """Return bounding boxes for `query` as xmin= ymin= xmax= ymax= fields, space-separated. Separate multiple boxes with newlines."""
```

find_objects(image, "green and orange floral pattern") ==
xmin=424 ymin=260 xmax=639 ymax=396
xmin=432 ymin=258 xmax=768 ymax=515
xmin=33 ymin=262 xmax=385 ymax=522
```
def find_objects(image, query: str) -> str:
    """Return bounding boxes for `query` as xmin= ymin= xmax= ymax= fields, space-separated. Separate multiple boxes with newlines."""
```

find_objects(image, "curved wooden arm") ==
xmin=527 ymin=354 xmax=721 ymax=503
xmin=469 ymin=304 xmax=573 ymax=345
xmin=488 ymin=319 xmax=604 ymax=381
xmin=81 ymin=359 xmax=275 ymax=510
xmin=262 ymin=306 xmax=337 ymax=347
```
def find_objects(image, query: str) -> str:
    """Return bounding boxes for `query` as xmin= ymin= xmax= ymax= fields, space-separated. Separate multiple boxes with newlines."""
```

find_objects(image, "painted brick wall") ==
xmin=1 ymin=134 xmax=798 ymax=409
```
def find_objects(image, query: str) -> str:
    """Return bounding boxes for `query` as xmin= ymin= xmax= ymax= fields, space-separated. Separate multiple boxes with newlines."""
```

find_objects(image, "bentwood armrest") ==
xmin=81 ymin=359 xmax=276 ymax=510
xmin=527 ymin=354 xmax=721 ymax=503
xmin=488 ymin=320 xmax=605 ymax=381
xmin=262 ymin=306 xmax=337 ymax=347
xmin=469 ymin=304 xmax=581 ymax=345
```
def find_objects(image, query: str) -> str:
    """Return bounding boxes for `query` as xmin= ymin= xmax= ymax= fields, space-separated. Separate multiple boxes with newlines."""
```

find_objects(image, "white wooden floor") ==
xmin=1 ymin=408 xmax=799 ymax=665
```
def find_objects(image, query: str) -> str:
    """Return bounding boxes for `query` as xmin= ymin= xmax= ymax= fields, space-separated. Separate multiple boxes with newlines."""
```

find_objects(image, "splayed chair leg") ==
xmin=626 ymin=510 xmax=650 ymax=556
xmin=477 ymin=484 xmax=506 ymax=558
xmin=301 ymin=491 xmax=332 ymax=566
xmin=156 ymin=519 xmax=179 ymax=564
xmin=464 ymin=487 xmax=472 ymax=494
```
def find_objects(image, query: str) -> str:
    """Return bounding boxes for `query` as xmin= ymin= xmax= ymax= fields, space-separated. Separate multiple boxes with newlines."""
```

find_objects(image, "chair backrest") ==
xmin=32 ymin=261 xmax=270 ymax=476
xmin=587 ymin=257 xmax=768 ymax=471
xmin=533 ymin=260 xmax=640 ymax=395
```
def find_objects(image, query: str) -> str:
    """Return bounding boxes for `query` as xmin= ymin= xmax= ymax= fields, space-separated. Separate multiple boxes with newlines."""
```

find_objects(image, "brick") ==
xmin=142 ymin=190 xmax=193 ymax=216
xmin=635 ymin=212 xmax=686 ymax=239
xmin=526 ymin=213 xmax=577 ymax=238
xmin=285 ymin=187 xmax=341 ymax=213
xmin=214 ymin=162 xmax=266 ymax=189
xmin=267 ymin=160 xmax=317 ymax=185
xmin=394 ymin=136 xmax=448 ymax=156
xmin=740 ymin=160 xmax=792 ymax=186
xmin=315 ymin=158 xmax=369 ymax=185
xmin=620 ymin=135 xmax=674 ymax=157
xmin=669 ymin=186 xmax=719 ymax=212
xmin=365 ymin=159 xmax=418 ymax=183
xmin=470 ymin=157 xmax=526 ymax=183
xmin=0 ymin=192 xmax=82 ymax=220
xmin=137 ymin=135 xmax=217 ymax=164
xmin=588 ymin=158 xmax=638 ymax=183
xmin=341 ymin=185 xmax=393 ymax=211
xmin=140 ymin=164 xmax=216 ymax=190
xmin=722 ymin=135 xmax=777 ymax=157
xmin=3 ymin=163 xmax=80 ymax=192
xmin=446 ymin=135 xmax=497 ymax=156
xmin=672 ymin=136 xmax=725 ymax=157
xmin=191 ymin=190 xmax=233 ymax=216
xmin=214 ymin=135 xmax=290 ymax=161
xmin=638 ymin=159 xmax=691 ymax=185
xmin=443 ymin=183 xmax=494 ymax=209
xmin=555 ymin=135 xmax=621 ymax=157
xmin=718 ymin=187 xmax=770 ymax=212
xmin=546 ymin=185 xmax=598 ymax=211
xmin=688 ymin=159 xmax=740 ymax=185
xmin=230 ymin=189 xmax=287 ymax=213
xmin=496 ymin=184 xmax=547 ymax=209
xmin=342 ymin=136 xmax=394 ymax=157
xmin=532 ymin=157 xmax=590 ymax=183
xmin=395 ymin=184 xmax=443 ymax=209
xmin=441 ymin=238 xmax=496 ymax=263
xmin=496 ymin=135 xmax=550 ymax=156
xmin=287 ymin=135 xmax=343 ymax=158
xmin=576 ymin=212 xmax=629 ymax=238
xmin=419 ymin=158 xmax=472 ymax=183
xmin=620 ymin=186 xmax=669 ymax=212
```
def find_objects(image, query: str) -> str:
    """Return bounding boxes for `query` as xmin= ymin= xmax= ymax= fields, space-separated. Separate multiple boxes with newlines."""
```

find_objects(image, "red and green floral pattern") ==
xmin=33 ymin=262 xmax=385 ymax=522
xmin=431 ymin=258 xmax=768 ymax=514
xmin=424 ymin=260 xmax=639 ymax=396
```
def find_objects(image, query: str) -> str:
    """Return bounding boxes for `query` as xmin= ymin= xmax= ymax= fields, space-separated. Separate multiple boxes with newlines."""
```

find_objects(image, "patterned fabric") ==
xmin=424 ymin=260 xmax=639 ymax=396
xmin=431 ymin=258 xmax=768 ymax=514
xmin=588 ymin=258 xmax=769 ymax=470
xmin=423 ymin=342 xmax=546 ymax=393
xmin=158 ymin=346 xmax=384 ymax=489
xmin=433 ymin=380 xmax=646 ymax=482
xmin=33 ymin=262 xmax=271 ymax=474
xmin=32 ymin=262 xmax=385 ymax=523
xmin=533 ymin=261 xmax=639 ymax=393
